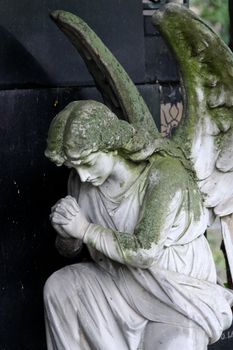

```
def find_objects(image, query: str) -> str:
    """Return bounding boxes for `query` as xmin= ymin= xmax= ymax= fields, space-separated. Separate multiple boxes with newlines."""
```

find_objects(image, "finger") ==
xmin=52 ymin=223 xmax=69 ymax=238
xmin=51 ymin=207 xmax=70 ymax=219
xmin=51 ymin=217 xmax=69 ymax=225
xmin=65 ymin=195 xmax=78 ymax=203
xmin=50 ymin=213 xmax=70 ymax=225
xmin=51 ymin=198 xmax=64 ymax=212
xmin=60 ymin=197 xmax=80 ymax=213
xmin=51 ymin=201 xmax=76 ymax=216
xmin=58 ymin=202 xmax=77 ymax=216
xmin=51 ymin=196 xmax=80 ymax=214
xmin=51 ymin=195 xmax=76 ymax=208
xmin=53 ymin=207 xmax=73 ymax=219
xmin=51 ymin=204 xmax=58 ymax=212
xmin=65 ymin=195 xmax=80 ymax=208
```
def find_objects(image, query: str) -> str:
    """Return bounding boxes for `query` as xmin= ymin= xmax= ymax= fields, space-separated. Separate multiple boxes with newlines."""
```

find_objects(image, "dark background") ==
xmin=0 ymin=0 xmax=232 ymax=349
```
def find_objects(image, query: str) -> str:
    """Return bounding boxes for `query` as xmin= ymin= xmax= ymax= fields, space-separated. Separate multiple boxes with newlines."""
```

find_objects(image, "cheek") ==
xmin=85 ymin=166 xmax=101 ymax=179
xmin=91 ymin=166 xmax=108 ymax=181
xmin=95 ymin=166 xmax=106 ymax=177
xmin=98 ymin=160 xmax=113 ymax=177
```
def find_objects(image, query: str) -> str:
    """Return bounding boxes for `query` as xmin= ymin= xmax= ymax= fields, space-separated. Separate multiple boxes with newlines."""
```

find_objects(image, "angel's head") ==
xmin=46 ymin=100 xmax=191 ymax=185
xmin=45 ymin=100 xmax=136 ymax=168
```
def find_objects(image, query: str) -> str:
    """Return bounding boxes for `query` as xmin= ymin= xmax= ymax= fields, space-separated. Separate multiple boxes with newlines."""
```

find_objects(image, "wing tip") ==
xmin=50 ymin=10 xmax=80 ymax=24
xmin=50 ymin=10 xmax=62 ymax=21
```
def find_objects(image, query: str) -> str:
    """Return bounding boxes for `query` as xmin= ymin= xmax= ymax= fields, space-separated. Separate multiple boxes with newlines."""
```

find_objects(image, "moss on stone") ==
xmin=113 ymin=153 xmax=203 ymax=255
xmin=152 ymin=4 xmax=233 ymax=159
xmin=51 ymin=10 xmax=160 ymax=160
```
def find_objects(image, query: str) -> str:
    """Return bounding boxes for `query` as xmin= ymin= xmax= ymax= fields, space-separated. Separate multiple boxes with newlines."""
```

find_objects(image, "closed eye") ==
xmin=81 ymin=159 xmax=96 ymax=166
xmin=81 ymin=162 xmax=94 ymax=167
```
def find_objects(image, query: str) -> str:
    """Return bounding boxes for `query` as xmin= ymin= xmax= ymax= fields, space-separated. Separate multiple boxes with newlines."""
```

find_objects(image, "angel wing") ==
xmin=50 ymin=10 xmax=161 ymax=160
xmin=50 ymin=7 xmax=233 ymax=276
xmin=153 ymin=4 xmax=233 ymax=279
xmin=50 ymin=10 xmax=164 ymax=258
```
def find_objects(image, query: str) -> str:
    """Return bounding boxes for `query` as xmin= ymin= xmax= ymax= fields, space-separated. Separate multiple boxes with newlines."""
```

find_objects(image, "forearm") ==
xmin=83 ymin=223 xmax=157 ymax=268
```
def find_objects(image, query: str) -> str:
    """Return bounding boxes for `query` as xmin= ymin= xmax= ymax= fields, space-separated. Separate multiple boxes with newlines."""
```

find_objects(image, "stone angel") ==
xmin=44 ymin=4 xmax=233 ymax=350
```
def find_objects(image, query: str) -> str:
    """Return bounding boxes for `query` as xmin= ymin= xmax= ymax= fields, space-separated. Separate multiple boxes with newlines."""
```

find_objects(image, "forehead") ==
xmin=65 ymin=148 xmax=92 ymax=161
xmin=67 ymin=151 xmax=100 ymax=165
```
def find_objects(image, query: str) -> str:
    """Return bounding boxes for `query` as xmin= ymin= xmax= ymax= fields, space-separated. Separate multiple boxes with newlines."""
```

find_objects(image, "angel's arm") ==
xmin=83 ymin=157 xmax=185 ymax=268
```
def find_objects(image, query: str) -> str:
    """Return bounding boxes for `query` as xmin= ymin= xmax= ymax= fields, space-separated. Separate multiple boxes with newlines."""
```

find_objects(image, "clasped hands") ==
xmin=50 ymin=195 xmax=90 ymax=239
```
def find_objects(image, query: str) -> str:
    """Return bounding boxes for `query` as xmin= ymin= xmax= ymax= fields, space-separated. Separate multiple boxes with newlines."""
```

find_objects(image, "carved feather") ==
xmin=50 ymin=10 xmax=160 ymax=157
xmin=153 ymin=4 xmax=233 ymax=216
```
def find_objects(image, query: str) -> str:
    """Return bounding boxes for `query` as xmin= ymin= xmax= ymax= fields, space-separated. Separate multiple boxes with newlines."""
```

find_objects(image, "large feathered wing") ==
xmin=50 ymin=10 xmax=161 ymax=160
xmin=49 ymin=10 xmax=164 ymax=258
xmin=153 ymin=4 xmax=233 ymax=278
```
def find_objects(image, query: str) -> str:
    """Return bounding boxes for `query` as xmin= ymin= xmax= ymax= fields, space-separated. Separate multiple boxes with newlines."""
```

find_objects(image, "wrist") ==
xmin=79 ymin=221 xmax=91 ymax=240
xmin=82 ymin=223 xmax=94 ymax=243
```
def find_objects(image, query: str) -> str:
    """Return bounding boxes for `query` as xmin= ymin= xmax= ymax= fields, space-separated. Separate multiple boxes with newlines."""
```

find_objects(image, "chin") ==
xmin=91 ymin=178 xmax=106 ymax=186
xmin=91 ymin=182 xmax=100 ymax=187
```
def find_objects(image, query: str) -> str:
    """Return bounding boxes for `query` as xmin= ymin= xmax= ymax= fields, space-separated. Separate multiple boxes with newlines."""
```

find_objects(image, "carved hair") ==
xmin=45 ymin=100 xmax=136 ymax=165
xmin=45 ymin=100 xmax=192 ymax=174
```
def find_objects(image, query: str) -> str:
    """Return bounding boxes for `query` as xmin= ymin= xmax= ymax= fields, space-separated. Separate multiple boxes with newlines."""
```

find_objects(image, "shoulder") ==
xmin=147 ymin=154 xmax=189 ymax=188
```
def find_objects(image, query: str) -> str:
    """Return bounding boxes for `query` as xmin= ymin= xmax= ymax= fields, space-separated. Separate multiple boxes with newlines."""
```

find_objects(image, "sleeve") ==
xmin=55 ymin=235 xmax=83 ymax=258
xmin=83 ymin=158 xmax=185 ymax=268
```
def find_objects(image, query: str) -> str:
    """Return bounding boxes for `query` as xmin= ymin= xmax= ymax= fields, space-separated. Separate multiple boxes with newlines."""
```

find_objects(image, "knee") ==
xmin=43 ymin=264 xmax=92 ymax=307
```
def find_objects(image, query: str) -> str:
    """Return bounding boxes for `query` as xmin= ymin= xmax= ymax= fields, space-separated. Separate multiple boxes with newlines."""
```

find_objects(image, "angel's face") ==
xmin=65 ymin=151 xmax=116 ymax=186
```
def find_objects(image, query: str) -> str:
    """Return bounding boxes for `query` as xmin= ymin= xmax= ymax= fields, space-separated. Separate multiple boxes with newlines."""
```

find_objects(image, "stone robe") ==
xmin=44 ymin=155 xmax=233 ymax=350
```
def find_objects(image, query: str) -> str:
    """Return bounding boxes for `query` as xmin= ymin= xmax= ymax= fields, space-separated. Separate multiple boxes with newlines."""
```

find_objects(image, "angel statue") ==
xmin=44 ymin=4 xmax=233 ymax=350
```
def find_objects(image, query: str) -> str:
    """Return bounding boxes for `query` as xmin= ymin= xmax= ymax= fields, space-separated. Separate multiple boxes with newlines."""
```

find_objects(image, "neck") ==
xmin=101 ymin=156 xmax=146 ymax=197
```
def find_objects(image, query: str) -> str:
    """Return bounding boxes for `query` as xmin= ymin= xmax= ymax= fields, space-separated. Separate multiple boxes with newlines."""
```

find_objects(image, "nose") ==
xmin=76 ymin=168 xmax=90 ymax=182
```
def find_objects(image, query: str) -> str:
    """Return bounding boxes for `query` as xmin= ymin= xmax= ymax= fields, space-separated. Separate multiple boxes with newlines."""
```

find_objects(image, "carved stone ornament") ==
xmin=44 ymin=4 xmax=233 ymax=349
